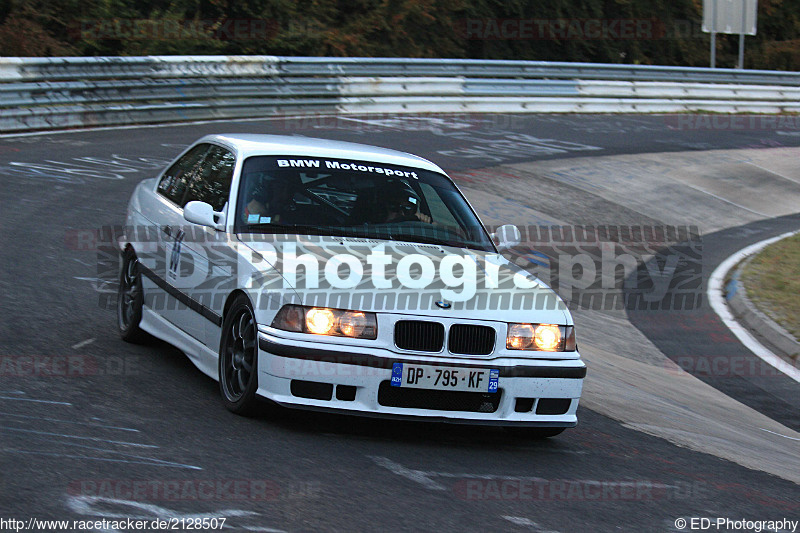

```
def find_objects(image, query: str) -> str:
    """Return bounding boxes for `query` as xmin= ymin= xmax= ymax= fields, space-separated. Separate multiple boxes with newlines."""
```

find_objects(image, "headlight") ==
xmin=506 ymin=323 xmax=576 ymax=352
xmin=272 ymin=305 xmax=377 ymax=340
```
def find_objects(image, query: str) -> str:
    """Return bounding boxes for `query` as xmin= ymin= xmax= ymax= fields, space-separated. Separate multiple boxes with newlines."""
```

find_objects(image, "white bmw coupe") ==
xmin=118 ymin=134 xmax=585 ymax=437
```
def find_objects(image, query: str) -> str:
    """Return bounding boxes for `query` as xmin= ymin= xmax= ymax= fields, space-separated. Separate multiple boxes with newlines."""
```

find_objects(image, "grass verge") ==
xmin=741 ymin=232 xmax=800 ymax=341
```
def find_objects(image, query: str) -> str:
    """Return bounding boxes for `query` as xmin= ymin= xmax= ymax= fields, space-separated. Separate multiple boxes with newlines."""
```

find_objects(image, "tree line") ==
xmin=1 ymin=0 xmax=799 ymax=70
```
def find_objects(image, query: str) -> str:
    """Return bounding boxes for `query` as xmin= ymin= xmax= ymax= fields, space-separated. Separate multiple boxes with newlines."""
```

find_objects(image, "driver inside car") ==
xmin=384 ymin=180 xmax=432 ymax=224
xmin=242 ymin=175 xmax=296 ymax=225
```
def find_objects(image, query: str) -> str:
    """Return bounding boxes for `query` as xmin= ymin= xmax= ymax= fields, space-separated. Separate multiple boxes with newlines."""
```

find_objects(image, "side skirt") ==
xmin=140 ymin=307 xmax=219 ymax=381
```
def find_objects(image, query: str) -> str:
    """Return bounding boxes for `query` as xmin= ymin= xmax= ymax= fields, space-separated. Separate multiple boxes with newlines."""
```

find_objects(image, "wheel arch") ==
xmin=222 ymin=289 xmax=252 ymax=323
xmin=119 ymin=243 xmax=136 ymax=277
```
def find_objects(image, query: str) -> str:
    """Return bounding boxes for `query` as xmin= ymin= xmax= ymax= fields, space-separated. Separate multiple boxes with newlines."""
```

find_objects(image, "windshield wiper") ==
xmin=242 ymin=223 xmax=370 ymax=239
xmin=241 ymin=223 xmax=490 ymax=251
xmin=243 ymin=223 xmax=338 ymax=236
xmin=387 ymin=233 xmax=467 ymax=248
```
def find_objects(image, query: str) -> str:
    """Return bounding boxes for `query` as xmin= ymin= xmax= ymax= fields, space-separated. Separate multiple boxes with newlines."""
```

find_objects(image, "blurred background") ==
xmin=2 ymin=0 xmax=799 ymax=70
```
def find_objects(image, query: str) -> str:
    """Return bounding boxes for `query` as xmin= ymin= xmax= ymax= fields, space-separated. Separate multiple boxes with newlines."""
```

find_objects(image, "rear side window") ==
xmin=157 ymin=144 xmax=210 ymax=206
xmin=183 ymin=145 xmax=236 ymax=211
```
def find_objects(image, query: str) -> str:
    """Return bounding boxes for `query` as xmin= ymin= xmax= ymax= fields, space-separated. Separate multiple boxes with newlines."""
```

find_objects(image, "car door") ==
xmin=153 ymin=143 xmax=212 ymax=335
xmin=175 ymin=144 xmax=237 ymax=346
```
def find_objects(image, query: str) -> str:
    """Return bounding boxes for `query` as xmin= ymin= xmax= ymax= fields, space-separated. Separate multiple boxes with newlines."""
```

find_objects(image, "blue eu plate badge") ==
xmin=488 ymin=369 xmax=499 ymax=393
xmin=391 ymin=363 xmax=403 ymax=387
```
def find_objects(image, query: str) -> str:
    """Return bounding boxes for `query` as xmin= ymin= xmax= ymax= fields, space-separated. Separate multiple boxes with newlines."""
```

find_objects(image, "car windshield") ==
xmin=235 ymin=156 xmax=495 ymax=251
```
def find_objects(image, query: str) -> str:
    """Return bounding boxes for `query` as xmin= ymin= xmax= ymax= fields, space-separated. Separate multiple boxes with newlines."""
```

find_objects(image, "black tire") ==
xmin=504 ymin=427 xmax=567 ymax=440
xmin=118 ymin=250 xmax=147 ymax=343
xmin=219 ymin=294 xmax=260 ymax=415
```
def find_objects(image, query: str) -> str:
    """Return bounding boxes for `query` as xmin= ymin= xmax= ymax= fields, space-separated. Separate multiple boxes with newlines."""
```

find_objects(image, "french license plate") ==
xmin=391 ymin=363 xmax=499 ymax=393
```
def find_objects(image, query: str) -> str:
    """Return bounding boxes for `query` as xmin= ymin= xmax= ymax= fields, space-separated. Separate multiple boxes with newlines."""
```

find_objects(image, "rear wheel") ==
xmin=219 ymin=295 xmax=260 ymax=415
xmin=504 ymin=427 xmax=566 ymax=440
xmin=118 ymin=250 xmax=147 ymax=343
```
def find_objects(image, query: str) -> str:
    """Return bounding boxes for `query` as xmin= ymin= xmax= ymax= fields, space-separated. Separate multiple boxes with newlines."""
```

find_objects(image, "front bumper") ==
xmin=256 ymin=331 xmax=585 ymax=427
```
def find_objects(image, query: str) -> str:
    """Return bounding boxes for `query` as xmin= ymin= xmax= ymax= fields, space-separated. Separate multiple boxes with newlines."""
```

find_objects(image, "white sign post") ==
xmin=702 ymin=0 xmax=758 ymax=68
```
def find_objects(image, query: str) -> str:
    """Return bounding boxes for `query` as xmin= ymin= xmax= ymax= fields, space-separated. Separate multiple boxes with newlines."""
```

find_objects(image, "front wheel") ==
xmin=219 ymin=295 xmax=260 ymax=415
xmin=118 ymin=250 xmax=147 ymax=343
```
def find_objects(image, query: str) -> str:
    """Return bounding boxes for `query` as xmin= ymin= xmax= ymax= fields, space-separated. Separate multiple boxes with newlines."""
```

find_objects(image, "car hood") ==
xmin=238 ymin=235 xmax=570 ymax=324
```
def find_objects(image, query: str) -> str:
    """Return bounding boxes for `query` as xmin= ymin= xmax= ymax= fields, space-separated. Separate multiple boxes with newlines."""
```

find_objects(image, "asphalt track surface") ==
xmin=1 ymin=114 xmax=799 ymax=532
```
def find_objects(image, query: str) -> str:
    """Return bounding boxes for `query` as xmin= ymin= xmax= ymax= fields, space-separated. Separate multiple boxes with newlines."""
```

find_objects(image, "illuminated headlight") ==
xmin=506 ymin=323 xmax=576 ymax=352
xmin=272 ymin=305 xmax=377 ymax=340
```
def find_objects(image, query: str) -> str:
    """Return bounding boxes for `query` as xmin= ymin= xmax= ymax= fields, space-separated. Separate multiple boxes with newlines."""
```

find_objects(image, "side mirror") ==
xmin=184 ymin=201 xmax=225 ymax=230
xmin=492 ymin=224 xmax=521 ymax=251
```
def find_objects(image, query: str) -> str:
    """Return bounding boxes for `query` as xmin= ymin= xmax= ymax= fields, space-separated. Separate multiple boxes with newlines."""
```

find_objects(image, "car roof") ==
xmin=200 ymin=133 xmax=446 ymax=174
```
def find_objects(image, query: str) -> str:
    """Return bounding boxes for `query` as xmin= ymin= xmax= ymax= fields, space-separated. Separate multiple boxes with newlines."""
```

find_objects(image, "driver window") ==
xmin=183 ymin=145 xmax=236 ymax=211
xmin=157 ymin=144 xmax=210 ymax=206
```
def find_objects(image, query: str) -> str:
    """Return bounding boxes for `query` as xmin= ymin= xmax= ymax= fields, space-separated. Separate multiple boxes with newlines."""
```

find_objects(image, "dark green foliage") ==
xmin=1 ymin=0 xmax=798 ymax=70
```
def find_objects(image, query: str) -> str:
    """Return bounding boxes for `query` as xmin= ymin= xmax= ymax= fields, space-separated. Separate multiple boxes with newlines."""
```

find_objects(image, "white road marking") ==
xmin=412 ymin=470 xmax=548 ymax=481
xmin=369 ymin=457 xmax=684 ymax=504
xmin=0 ymin=412 xmax=139 ymax=431
xmin=72 ymin=337 xmax=96 ymax=350
xmin=74 ymin=276 xmax=115 ymax=286
xmin=1 ymin=426 xmax=157 ymax=448
xmin=367 ymin=456 xmax=447 ymax=490
xmin=335 ymin=116 xmax=478 ymax=132
xmin=707 ymin=230 xmax=800 ymax=383
xmin=502 ymin=516 xmax=562 ymax=533
xmin=73 ymin=258 xmax=93 ymax=267
xmin=66 ymin=495 xmax=256 ymax=522
xmin=72 ymin=277 xmax=116 ymax=294
xmin=0 ymin=395 xmax=72 ymax=405
xmin=745 ymin=161 xmax=800 ymax=185
xmin=0 ymin=113 xmax=345 ymax=139
xmin=371 ymin=456 xmax=632 ymax=487
xmin=7 ymin=449 xmax=202 ymax=470
xmin=677 ymin=181 xmax=770 ymax=217
xmin=759 ymin=428 xmax=800 ymax=441
xmin=41 ymin=439 xmax=203 ymax=470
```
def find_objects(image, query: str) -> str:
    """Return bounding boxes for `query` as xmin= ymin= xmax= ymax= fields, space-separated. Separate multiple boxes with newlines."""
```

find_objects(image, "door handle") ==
xmin=162 ymin=225 xmax=172 ymax=237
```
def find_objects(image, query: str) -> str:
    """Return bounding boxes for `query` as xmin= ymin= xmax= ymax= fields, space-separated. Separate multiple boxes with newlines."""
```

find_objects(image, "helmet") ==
xmin=246 ymin=173 xmax=271 ymax=204
xmin=385 ymin=179 xmax=420 ymax=216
